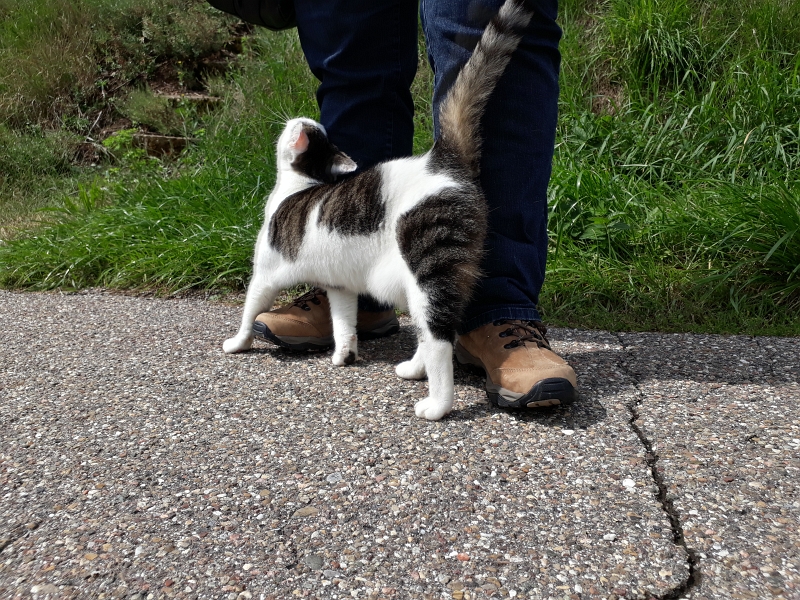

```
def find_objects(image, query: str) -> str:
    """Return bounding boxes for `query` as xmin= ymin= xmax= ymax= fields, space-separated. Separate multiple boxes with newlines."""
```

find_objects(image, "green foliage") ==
xmin=1 ymin=0 xmax=799 ymax=335
xmin=690 ymin=181 xmax=800 ymax=303
xmin=101 ymin=128 xmax=137 ymax=152
xmin=100 ymin=127 xmax=165 ymax=173
xmin=0 ymin=27 xmax=311 ymax=291
xmin=0 ymin=124 xmax=83 ymax=232
xmin=0 ymin=125 xmax=73 ymax=184
xmin=603 ymin=0 xmax=800 ymax=95
xmin=0 ymin=0 xmax=94 ymax=125
xmin=541 ymin=0 xmax=800 ymax=331
xmin=0 ymin=176 xmax=264 ymax=291
xmin=607 ymin=0 xmax=710 ymax=90
xmin=0 ymin=0 xmax=233 ymax=126
xmin=119 ymin=89 xmax=183 ymax=135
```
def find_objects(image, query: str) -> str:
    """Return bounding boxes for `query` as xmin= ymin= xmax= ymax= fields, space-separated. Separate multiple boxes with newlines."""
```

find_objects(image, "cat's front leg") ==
xmin=326 ymin=289 xmax=358 ymax=366
xmin=396 ymin=341 xmax=427 ymax=380
xmin=223 ymin=272 xmax=278 ymax=354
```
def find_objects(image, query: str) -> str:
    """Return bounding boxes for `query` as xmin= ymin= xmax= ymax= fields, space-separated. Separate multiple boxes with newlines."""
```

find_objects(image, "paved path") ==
xmin=1 ymin=290 xmax=797 ymax=600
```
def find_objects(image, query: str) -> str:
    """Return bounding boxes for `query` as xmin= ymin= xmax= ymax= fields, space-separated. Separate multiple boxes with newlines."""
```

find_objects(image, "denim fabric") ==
xmin=292 ymin=0 xmax=561 ymax=327
xmin=293 ymin=0 xmax=418 ymax=171
xmin=293 ymin=0 xmax=418 ymax=313
xmin=421 ymin=0 xmax=561 ymax=331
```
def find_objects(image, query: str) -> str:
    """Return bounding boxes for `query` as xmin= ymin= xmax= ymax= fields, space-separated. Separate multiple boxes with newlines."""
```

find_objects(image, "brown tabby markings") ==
xmin=396 ymin=185 xmax=486 ymax=341
xmin=269 ymin=169 xmax=385 ymax=261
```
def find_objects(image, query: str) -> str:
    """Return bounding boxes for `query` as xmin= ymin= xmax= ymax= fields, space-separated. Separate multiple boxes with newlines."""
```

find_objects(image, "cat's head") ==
xmin=277 ymin=118 xmax=357 ymax=183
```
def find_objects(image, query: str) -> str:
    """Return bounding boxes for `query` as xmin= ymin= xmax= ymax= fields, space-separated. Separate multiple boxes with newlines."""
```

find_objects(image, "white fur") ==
xmin=224 ymin=120 xmax=460 ymax=421
xmin=380 ymin=156 xmax=459 ymax=219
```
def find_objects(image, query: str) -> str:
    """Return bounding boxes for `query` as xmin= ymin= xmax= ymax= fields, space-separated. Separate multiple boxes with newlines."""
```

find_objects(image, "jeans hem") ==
xmin=458 ymin=306 xmax=543 ymax=335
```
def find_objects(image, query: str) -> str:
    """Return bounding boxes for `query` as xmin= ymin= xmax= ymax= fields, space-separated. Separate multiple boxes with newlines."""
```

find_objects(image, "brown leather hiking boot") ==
xmin=455 ymin=320 xmax=577 ymax=408
xmin=252 ymin=288 xmax=399 ymax=351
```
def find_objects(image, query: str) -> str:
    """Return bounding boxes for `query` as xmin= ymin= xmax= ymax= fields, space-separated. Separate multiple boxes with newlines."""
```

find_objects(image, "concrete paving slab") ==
xmin=617 ymin=333 xmax=800 ymax=600
xmin=0 ymin=291 xmax=690 ymax=599
xmin=3 ymin=291 xmax=795 ymax=599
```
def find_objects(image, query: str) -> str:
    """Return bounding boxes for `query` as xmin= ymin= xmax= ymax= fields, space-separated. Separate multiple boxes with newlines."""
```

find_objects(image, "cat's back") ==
xmin=379 ymin=152 xmax=478 ymax=222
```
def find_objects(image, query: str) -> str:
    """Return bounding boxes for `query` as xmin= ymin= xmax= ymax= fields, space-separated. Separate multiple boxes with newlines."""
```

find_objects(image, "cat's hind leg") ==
xmin=413 ymin=332 xmax=454 ymax=420
xmin=403 ymin=278 xmax=466 ymax=420
xmin=223 ymin=272 xmax=278 ymax=354
xmin=405 ymin=293 xmax=455 ymax=420
xmin=327 ymin=289 xmax=359 ymax=366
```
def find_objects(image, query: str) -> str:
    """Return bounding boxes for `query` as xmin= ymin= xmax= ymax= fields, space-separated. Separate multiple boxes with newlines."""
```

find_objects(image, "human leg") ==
xmin=422 ymin=0 xmax=560 ymax=327
xmin=421 ymin=0 xmax=577 ymax=406
xmin=293 ymin=0 xmax=418 ymax=170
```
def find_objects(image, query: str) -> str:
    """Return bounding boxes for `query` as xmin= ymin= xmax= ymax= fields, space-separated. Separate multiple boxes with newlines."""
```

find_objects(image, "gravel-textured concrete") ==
xmin=618 ymin=333 xmax=800 ymax=600
xmin=0 ymin=290 xmax=797 ymax=599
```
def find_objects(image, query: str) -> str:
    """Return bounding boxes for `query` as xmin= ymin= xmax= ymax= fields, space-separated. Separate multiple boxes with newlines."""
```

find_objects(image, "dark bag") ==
xmin=206 ymin=0 xmax=296 ymax=31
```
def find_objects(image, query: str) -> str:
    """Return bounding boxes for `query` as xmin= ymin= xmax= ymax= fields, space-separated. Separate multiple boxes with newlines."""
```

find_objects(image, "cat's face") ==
xmin=278 ymin=118 xmax=357 ymax=183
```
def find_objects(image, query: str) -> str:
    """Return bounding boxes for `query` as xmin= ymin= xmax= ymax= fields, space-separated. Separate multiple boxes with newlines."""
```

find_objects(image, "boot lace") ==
xmin=291 ymin=288 xmax=326 ymax=311
xmin=493 ymin=319 xmax=552 ymax=350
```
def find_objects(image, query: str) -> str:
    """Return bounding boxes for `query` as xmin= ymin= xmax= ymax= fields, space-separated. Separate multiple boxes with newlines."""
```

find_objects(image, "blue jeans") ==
xmin=293 ymin=0 xmax=561 ymax=331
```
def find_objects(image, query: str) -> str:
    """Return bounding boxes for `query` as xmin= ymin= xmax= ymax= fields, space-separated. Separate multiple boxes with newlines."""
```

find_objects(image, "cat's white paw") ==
xmin=332 ymin=335 xmax=358 ymax=366
xmin=396 ymin=360 xmax=426 ymax=380
xmin=332 ymin=349 xmax=358 ymax=366
xmin=223 ymin=335 xmax=252 ymax=354
xmin=414 ymin=396 xmax=453 ymax=421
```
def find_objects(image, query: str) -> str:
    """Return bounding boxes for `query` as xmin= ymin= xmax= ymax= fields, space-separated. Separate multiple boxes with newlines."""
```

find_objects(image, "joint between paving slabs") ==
xmin=612 ymin=333 xmax=701 ymax=600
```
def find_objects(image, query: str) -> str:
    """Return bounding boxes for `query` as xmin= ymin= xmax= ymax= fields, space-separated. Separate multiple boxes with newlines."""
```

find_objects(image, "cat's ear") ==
xmin=330 ymin=152 xmax=357 ymax=176
xmin=288 ymin=126 xmax=309 ymax=154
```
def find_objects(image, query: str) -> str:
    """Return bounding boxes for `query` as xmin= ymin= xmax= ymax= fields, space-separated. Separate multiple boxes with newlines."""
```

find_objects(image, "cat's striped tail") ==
xmin=434 ymin=0 xmax=534 ymax=177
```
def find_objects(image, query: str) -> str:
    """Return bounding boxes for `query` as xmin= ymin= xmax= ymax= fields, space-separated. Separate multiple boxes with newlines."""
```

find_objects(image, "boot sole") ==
xmin=253 ymin=318 xmax=400 ymax=351
xmin=357 ymin=319 xmax=400 ymax=341
xmin=455 ymin=344 xmax=576 ymax=409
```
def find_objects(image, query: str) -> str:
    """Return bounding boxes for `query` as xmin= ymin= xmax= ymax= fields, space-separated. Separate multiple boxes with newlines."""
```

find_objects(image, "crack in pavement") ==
xmin=613 ymin=333 xmax=701 ymax=600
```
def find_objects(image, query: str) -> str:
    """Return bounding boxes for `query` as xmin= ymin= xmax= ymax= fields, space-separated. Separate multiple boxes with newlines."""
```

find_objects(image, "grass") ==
xmin=1 ymin=0 xmax=798 ymax=335
xmin=0 ymin=26 xmax=317 ymax=290
xmin=542 ymin=0 xmax=800 ymax=333
xmin=0 ymin=0 xmax=233 ymax=126
xmin=0 ymin=124 xmax=84 ymax=237
xmin=0 ymin=0 xmax=236 ymax=227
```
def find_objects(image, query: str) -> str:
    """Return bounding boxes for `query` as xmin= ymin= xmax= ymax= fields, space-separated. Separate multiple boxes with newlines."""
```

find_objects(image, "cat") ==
xmin=224 ymin=0 xmax=534 ymax=420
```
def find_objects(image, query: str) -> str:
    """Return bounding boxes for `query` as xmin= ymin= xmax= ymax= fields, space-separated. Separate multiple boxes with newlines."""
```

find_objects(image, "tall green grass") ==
xmin=543 ymin=0 xmax=799 ymax=331
xmin=1 ymin=27 xmax=316 ymax=289
xmin=1 ymin=0 xmax=798 ymax=334
xmin=0 ymin=124 xmax=83 ymax=236
xmin=0 ymin=0 xmax=233 ymax=126
xmin=0 ymin=0 xmax=236 ymax=227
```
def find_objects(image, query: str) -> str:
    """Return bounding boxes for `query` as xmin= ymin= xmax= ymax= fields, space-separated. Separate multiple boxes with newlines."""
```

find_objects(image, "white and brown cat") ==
xmin=224 ymin=0 xmax=534 ymax=420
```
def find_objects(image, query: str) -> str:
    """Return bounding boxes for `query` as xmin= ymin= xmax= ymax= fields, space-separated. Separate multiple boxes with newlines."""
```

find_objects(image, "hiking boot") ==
xmin=455 ymin=320 xmax=577 ymax=408
xmin=252 ymin=288 xmax=399 ymax=351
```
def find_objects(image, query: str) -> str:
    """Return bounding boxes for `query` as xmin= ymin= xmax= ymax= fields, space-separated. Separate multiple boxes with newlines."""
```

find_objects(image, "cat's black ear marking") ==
xmin=289 ymin=124 xmax=353 ymax=183
xmin=329 ymin=153 xmax=357 ymax=177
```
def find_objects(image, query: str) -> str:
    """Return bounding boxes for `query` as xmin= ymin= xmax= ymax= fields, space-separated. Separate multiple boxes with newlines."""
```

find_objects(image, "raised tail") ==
xmin=435 ymin=0 xmax=534 ymax=177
